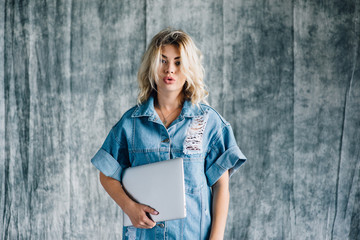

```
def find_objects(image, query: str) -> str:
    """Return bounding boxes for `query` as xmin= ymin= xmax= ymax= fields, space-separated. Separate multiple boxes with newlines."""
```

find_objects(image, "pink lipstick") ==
xmin=163 ymin=76 xmax=175 ymax=84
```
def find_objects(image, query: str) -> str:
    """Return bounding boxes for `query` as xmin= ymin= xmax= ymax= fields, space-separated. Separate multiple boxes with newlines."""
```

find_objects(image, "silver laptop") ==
xmin=121 ymin=158 xmax=186 ymax=227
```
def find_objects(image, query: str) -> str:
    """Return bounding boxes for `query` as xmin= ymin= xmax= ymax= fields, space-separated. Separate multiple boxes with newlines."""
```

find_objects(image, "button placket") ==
xmin=155 ymin=222 xmax=166 ymax=239
xmin=160 ymin=126 xmax=171 ymax=160
xmin=157 ymin=223 xmax=165 ymax=228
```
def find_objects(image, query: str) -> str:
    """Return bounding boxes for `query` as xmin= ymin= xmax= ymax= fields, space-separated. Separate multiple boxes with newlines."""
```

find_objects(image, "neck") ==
xmin=156 ymin=91 xmax=184 ymax=111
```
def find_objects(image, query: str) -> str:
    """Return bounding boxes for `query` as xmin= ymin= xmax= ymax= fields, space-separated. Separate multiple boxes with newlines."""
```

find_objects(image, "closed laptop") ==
xmin=122 ymin=158 xmax=186 ymax=227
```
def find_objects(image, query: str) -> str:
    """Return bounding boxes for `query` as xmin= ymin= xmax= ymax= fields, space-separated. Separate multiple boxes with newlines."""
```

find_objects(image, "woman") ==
xmin=91 ymin=28 xmax=246 ymax=240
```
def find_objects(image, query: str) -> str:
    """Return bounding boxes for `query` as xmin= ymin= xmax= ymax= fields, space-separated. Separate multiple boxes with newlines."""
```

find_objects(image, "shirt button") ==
xmin=162 ymin=138 xmax=170 ymax=143
xmin=158 ymin=223 xmax=165 ymax=228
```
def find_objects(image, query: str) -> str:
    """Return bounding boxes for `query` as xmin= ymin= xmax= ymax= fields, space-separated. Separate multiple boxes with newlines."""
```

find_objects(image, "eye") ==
xmin=160 ymin=59 xmax=167 ymax=64
xmin=175 ymin=61 xmax=181 ymax=66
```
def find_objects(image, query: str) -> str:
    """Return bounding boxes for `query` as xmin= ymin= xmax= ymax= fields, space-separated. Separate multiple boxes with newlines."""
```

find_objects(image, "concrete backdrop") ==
xmin=1 ymin=0 xmax=359 ymax=239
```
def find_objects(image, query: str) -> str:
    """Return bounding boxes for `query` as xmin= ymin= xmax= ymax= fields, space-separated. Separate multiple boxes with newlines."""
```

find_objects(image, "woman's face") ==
xmin=156 ymin=44 xmax=187 ymax=97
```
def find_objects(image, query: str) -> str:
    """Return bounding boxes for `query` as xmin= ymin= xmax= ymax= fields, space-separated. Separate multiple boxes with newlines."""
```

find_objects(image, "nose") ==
xmin=165 ymin=62 xmax=175 ymax=73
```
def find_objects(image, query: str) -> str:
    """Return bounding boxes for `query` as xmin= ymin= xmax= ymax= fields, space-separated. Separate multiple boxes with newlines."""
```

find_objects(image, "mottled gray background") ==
xmin=1 ymin=0 xmax=359 ymax=239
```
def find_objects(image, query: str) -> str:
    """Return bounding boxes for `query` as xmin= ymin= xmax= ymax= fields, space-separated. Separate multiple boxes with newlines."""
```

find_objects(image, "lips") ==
xmin=163 ymin=76 xmax=176 ymax=84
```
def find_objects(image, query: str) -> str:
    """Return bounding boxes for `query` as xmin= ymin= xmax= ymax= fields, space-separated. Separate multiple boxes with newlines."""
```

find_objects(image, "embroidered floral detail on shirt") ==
xmin=183 ymin=113 xmax=209 ymax=155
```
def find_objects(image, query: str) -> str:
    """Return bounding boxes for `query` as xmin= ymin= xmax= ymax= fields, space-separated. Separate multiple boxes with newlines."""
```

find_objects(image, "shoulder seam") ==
xmin=110 ymin=129 xmax=122 ymax=146
xmin=199 ymin=103 xmax=229 ymax=126
xmin=206 ymin=125 xmax=228 ymax=154
xmin=110 ymin=105 xmax=137 ymax=146
xmin=112 ymin=105 xmax=138 ymax=128
xmin=123 ymin=105 xmax=138 ymax=118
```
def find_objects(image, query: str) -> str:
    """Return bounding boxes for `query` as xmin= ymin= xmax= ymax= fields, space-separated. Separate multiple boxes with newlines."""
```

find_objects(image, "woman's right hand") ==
xmin=123 ymin=201 xmax=159 ymax=229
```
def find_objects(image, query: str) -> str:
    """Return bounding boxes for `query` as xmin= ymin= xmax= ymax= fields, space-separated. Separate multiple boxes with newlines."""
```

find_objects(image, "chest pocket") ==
xmin=171 ymin=150 xmax=206 ymax=194
xmin=129 ymin=118 xmax=171 ymax=166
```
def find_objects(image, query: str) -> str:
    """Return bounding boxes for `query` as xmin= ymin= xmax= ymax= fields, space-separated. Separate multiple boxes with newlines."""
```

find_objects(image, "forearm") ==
xmin=99 ymin=172 xmax=135 ymax=213
xmin=99 ymin=172 xmax=158 ymax=228
xmin=209 ymin=171 xmax=230 ymax=240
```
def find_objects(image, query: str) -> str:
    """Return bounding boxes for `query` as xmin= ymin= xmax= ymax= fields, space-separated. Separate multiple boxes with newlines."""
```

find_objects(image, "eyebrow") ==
xmin=162 ymin=54 xmax=181 ymax=60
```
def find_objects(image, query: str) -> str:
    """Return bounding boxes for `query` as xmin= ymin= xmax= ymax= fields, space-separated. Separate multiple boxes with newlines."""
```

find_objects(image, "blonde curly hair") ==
xmin=137 ymin=28 xmax=208 ymax=105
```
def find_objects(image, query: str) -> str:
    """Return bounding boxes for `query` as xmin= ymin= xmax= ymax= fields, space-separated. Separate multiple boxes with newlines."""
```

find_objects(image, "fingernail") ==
xmin=154 ymin=211 xmax=159 ymax=215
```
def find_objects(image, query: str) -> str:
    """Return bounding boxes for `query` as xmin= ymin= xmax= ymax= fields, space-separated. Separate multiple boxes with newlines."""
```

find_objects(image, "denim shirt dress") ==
xmin=91 ymin=96 xmax=246 ymax=240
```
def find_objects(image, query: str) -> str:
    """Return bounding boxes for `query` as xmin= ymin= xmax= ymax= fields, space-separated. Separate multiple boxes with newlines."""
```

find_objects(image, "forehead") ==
xmin=161 ymin=44 xmax=181 ymax=58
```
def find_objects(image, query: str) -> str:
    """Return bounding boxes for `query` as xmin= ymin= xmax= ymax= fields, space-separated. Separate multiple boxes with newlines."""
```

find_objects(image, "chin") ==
xmin=159 ymin=86 xmax=183 ymax=94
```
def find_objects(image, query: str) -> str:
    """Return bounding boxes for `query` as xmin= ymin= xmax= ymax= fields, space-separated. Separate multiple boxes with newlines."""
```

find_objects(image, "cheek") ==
xmin=179 ymin=73 xmax=187 ymax=84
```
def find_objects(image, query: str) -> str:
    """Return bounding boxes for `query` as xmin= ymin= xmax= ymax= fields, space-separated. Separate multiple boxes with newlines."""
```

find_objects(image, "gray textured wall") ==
xmin=1 ymin=0 xmax=359 ymax=239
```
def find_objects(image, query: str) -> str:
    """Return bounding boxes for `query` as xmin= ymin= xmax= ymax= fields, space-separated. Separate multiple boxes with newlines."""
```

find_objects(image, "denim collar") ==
xmin=131 ymin=95 xmax=204 ymax=118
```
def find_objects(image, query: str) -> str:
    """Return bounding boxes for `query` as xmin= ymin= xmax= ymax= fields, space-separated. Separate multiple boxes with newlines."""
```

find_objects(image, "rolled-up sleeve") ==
xmin=91 ymin=129 xmax=130 ymax=182
xmin=205 ymin=124 xmax=246 ymax=187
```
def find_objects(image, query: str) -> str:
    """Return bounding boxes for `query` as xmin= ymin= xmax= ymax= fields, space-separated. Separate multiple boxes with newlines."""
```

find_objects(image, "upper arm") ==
xmin=212 ymin=170 xmax=229 ymax=191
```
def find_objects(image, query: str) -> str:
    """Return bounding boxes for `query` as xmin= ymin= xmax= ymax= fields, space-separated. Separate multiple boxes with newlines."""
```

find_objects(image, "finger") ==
xmin=135 ymin=219 xmax=155 ymax=229
xmin=143 ymin=205 xmax=159 ymax=215
xmin=135 ymin=211 xmax=156 ymax=229
xmin=142 ymin=217 xmax=156 ymax=228
xmin=134 ymin=218 xmax=154 ymax=229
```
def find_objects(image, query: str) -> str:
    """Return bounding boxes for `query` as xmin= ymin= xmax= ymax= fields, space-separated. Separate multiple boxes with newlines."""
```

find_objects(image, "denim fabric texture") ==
xmin=91 ymin=96 xmax=246 ymax=240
